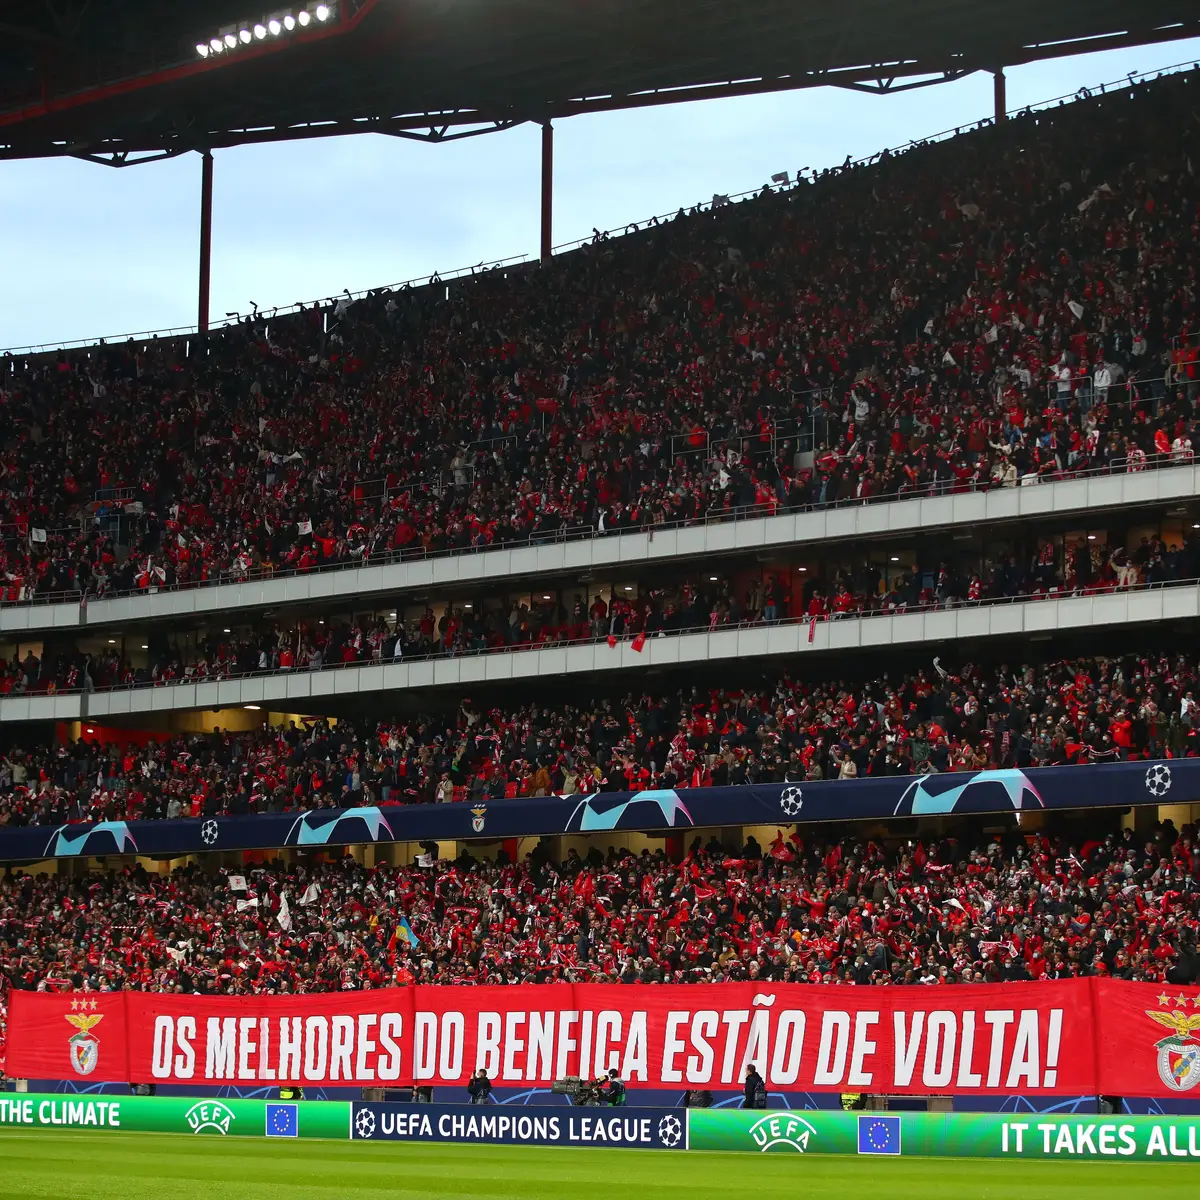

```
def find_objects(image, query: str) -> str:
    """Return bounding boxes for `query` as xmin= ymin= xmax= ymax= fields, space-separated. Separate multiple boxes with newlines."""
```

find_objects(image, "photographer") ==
xmin=599 ymin=1069 xmax=627 ymax=1107
xmin=467 ymin=1068 xmax=493 ymax=1105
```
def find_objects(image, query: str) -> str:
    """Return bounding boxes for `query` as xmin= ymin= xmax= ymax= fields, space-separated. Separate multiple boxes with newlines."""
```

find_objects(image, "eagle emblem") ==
xmin=65 ymin=1011 xmax=104 ymax=1077
xmin=1146 ymin=1009 xmax=1200 ymax=1092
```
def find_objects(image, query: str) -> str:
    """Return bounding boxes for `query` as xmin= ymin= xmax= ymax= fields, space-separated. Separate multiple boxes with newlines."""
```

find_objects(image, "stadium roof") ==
xmin=0 ymin=0 xmax=1197 ymax=164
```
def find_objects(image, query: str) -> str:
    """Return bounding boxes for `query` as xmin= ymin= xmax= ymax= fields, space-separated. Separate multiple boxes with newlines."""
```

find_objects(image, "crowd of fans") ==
xmin=4 ymin=527 xmax=1199 ymax=696
xmin=2 ymin=818 xmax=1198 ymax=1072
xmin=2 ymin=69 xmax=1199 ymax=604
xmin=1 ymin=650 xmax=1197 ymax=827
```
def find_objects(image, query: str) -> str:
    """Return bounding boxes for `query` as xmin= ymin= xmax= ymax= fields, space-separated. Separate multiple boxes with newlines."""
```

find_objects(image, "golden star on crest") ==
xmin=1192 ymin=997 xmax=1200 ymax=1009
xmin=1178 ymin=994 xmax=1189 ymax=1008
xmin=1159 ymin=993 xmax=1171 ymax=1006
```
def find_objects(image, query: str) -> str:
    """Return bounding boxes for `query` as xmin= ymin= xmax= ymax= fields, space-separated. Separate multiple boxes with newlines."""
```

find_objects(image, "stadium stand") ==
xmin=1 ymin=819 xmax=1198 ymax=1075
xmin=1 ymin=69 xmax=1198 ymax=607
xmin=0 ymin=651 xmax=1196 ymax=825
xmin=3 ymin=523 xmax=1199 ymax=696
xmin=4 ymin=67 xmax=1200 ymax=1093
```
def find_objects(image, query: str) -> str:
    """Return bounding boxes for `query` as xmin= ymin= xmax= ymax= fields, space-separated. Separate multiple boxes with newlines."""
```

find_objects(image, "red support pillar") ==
xmin=540 ymin=122 xmax=553 ymax=263
xmin=198 ymin=150 xmax=214 ymax=332
xmin=993 ymin=69 xmax=1007 ymax=123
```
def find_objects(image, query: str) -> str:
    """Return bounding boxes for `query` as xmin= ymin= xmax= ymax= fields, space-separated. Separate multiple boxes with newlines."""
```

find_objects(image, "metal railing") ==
xmin=10 ymin=569 xmax=1198 ymax=701
xmin=1 ymin=450 xmax=1196 ymax=610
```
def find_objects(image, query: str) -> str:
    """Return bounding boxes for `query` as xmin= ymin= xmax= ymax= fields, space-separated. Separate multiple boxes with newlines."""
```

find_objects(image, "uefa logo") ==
xmin=747 ymin=1113 xmax=817 ymax=1152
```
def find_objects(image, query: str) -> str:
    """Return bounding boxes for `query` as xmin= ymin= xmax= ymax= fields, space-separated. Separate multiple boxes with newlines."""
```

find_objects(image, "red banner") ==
xmin=8 ymin=981 xmax=1110 ymax=1095
xmin=1093 ymin=980 xmax=1200 ymax=1097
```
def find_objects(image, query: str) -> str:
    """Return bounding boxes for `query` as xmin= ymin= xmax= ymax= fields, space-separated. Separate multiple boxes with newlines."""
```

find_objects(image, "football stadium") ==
xmin=4 ymin=1 xmax=1200 ymax=1196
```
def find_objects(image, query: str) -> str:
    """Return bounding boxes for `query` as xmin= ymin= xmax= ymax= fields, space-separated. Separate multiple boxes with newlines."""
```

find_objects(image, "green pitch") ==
xmin=1 ymin=1129 xmax=1198 ymax=1199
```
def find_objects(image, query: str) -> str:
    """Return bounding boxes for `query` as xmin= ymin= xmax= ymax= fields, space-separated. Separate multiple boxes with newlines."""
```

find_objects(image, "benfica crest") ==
xmin=470 ymin=806 xmax=487 ymax=833
xmin=65 ymin=1009 xmax=104 ymax=1077
xmin=1146 ymin=1007 xmax=1200 ymax=1092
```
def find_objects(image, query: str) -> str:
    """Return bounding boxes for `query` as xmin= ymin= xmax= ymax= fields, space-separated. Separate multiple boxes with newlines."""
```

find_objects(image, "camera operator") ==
xmin=467 ymin=1068 xmax=493 ymax=1105
xmin=599 ymin=1068 xmax=627 ymax=1107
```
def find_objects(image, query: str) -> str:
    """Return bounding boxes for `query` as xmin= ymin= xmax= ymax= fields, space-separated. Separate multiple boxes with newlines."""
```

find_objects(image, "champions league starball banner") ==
xmin=12 ymin=979 xmax=1197 ymax=1099
xmin=0 ymin=759 xmax=1190 ymax=863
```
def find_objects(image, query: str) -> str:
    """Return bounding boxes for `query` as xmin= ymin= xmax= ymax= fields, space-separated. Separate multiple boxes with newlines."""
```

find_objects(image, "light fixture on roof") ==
xmin=245 ymin=705 xmax=261 ymax=711
xmin=141 ymin=644 xmax=149 ymax=650
xmin=197 ymin=6 xmax=336 ymax=56
xmin=890 ymin=556 xmax=900 ymax=562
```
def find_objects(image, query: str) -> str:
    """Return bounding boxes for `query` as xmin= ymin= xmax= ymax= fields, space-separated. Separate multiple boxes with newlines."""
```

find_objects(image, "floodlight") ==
xmin=315 ymin=4 xmax=330 ymax=19
xmin=268 ymin=18 xmax=281 ymax=33
xmin=254 ymin=23 xmax=267 ymax=37
xmin=223 ymin=33 xmax=237 ymax=47
xmin=298 ymin=9 xmax=311 ymax=25
xmin=197 ymin=42 xmax=210 ymax=56
xmin=238 ymin=28 xmax=252 ymax=43
xmin=210 ymin=37 xmax=224 ymax=52
xmin=283 ymin=14 xmax=296 ymax=30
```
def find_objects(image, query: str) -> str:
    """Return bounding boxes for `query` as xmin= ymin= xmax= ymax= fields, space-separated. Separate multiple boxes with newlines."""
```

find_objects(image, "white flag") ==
xmin=228 ymin=875 xmax=247 ymax=892
xmin=277 ymin=892 xmax=293 ymax=932
xmin=1068 ymin=300 xmax=1085 ymax=320
xmin=417 ymin=853 xmax=434 ymax=868
xmin=923 ymin=319 xmax=935 ymax=335
xmin=236 ymin=897 xmax=259 ymax=911
xmin=984 ymin=324 xmax=998 ymax=344
xmin=29 ymin=528 xmax=47 ymax=544
xmin=298 ymin=519 xmax=313 ymax=536
xmin=942 ymin=351 xmax=957 ymax=366
xmin=299 ymin=882 xmax=320 ymax=906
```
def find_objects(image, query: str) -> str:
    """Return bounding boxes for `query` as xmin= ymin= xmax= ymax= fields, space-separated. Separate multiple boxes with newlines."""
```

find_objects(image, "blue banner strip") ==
xmin=0 ymin=760 xmax=1187 ymax=862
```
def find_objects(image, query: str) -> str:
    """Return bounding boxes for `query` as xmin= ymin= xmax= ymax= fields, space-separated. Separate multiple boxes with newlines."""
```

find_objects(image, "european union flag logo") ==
xmin=857 ymin=1114 xmax=901 ymax=1155
xmin=266 ymin=1103 xmax=298 ymax=1138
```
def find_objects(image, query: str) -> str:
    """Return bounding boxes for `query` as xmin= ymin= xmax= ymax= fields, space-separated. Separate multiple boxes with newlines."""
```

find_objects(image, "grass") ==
xmin=0 ymin=1130 xmax=1198 ymax=1199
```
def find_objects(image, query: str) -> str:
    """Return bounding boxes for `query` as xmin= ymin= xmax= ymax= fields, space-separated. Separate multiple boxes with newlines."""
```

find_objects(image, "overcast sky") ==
xmin=2 ymin=39 xmax=1199 ymax=351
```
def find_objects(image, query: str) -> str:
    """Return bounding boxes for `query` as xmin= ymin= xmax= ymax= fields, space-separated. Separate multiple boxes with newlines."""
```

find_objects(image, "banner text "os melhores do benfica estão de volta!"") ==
xmin=9 ymin=980 xmax=1200 ymax=1097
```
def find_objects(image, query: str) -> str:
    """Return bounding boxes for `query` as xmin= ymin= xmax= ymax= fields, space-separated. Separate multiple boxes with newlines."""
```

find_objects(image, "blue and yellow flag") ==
xmin=396 ymin=915 xmax=420 ymax=947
